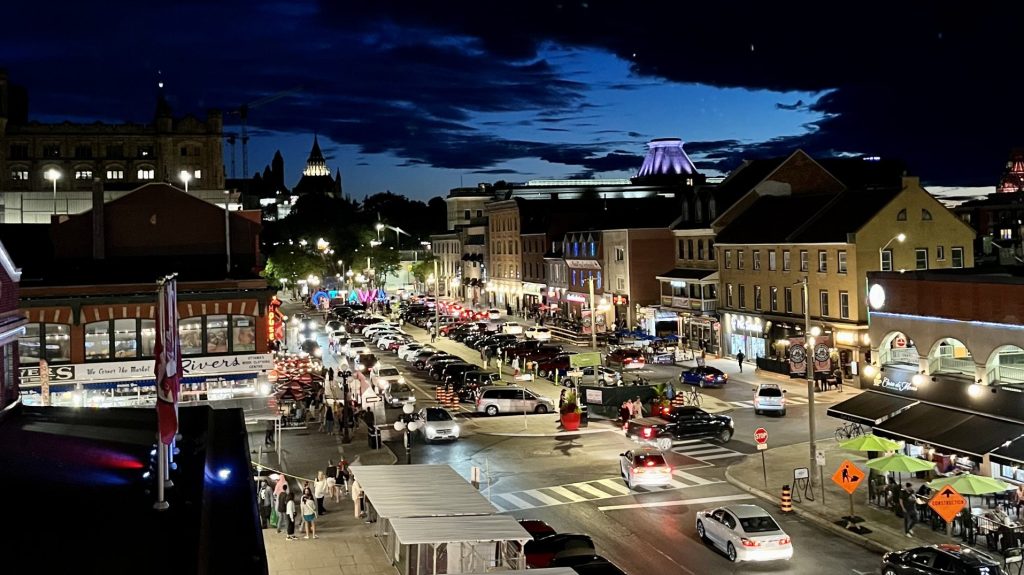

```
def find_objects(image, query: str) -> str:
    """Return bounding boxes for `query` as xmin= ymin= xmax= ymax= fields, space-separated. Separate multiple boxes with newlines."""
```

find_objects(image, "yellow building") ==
xmin=714 ymin=151 xmax=975 ymax=387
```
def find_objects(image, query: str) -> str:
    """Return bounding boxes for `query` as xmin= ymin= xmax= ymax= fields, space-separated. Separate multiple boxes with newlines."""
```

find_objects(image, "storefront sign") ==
xmin=522 ymin=282 xmax=546 ymax=296
xmin=730 ymin=315 xmax=762 ymax=334
xmin=39 ymin=359 xmax=50 ymax=406
xmin=585 ymin=389 xmax=602 ymax=404
xmin=878 ymin=375 xmax=918 ymax=392
xmin=564 ymin=259 xmax=602 ymax=270
xmin=19 ymin=353 xmax=274 ymax=386
xmin=611 ymin=294 xmax=629 ymax=305
xmin=565 ymin=293 xmax=587 ymax=303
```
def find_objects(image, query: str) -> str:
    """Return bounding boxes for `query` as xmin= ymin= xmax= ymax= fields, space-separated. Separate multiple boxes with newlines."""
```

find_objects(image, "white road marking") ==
xmin=545 ymin=485 xmax=588 ymax=502
xmin=596 ymin=478 xmax=633 ymax=495
xmin=522 ymin=489 xmax=562 ymax=506
xmin=495 ymin=492 xmax=534 ymax=510
xmin=573 ymin=482 xmax=614 ymax=499
xmin=598 ymin=494 xmax=756 ymax=511
xmin=673 ymin=469 xmax=715 ymax=486
xmin=698 ymin=453 xmax=746 ymax=461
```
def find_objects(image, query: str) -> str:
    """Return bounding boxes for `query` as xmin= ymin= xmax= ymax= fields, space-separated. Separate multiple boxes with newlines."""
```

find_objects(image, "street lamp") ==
xmin=375 ymin=222 xmax=385 ymax=241
xmin=45 ymin=168 xmax=61 ymax=215
xmin=393 ymin=402 xmax=423 ymax=464
xmin=223 ymin=190 xmax=236 ymax=274
xmin=879 ymin=233 xmax=906 ymax=270
xmin=179 ymin=170 xmax=192 ymax=194
xmin=798 ymin=276 xmax=820 ymax=489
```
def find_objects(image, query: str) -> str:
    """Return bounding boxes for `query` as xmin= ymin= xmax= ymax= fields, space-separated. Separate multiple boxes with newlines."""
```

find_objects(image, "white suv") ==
xmin=753 ymin=383 xmax=787 ymax=416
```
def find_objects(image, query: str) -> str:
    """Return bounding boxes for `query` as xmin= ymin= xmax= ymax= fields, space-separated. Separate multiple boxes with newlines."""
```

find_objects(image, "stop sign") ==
xmin=754 ymin=427 xmax=769 ymax=445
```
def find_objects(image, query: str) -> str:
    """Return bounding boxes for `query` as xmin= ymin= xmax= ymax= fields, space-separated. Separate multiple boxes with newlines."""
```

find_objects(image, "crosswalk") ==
xmin=670 ymin=439 xmax=746 ymax=462
xmin=487 ymin=469 xmax=719 ymax=512
xmin=726 ymin=396 xmax=810 ymax=409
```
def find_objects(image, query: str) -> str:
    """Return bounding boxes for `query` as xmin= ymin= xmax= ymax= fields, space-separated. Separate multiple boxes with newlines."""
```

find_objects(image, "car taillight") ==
xmin=705 ymin=375 xmax=713 ymax=381
xmin=642 ymin=427 xmax=653 ymax=438
xmin=632 ymin=467 xmax=645 ymax=474
xmin=723 ymin=374 xmax=728 ymax=380
xmin=778 ymin=537 xmax=791 ymax=545
xmin=660 ymin=406 xmax=671 ymax=416
xmin=740 ymin=538 xmax=760 ymax=547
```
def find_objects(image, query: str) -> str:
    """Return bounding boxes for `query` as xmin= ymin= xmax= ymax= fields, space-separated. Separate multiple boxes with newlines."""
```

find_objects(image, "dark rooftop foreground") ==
xmin=0 ymin=404 xmax=266 ymax=574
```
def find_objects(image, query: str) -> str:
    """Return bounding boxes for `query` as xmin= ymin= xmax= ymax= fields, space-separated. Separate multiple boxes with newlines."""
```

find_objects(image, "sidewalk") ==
xmin=726 ymin=438 xmax=965 ymax=555
xmin=251 ymin=418 xmax=398 ymax=575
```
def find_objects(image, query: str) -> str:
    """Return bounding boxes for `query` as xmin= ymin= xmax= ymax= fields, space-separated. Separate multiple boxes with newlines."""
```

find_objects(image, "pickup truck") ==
xmin=626 ymin=406 xmax=734 ymax=451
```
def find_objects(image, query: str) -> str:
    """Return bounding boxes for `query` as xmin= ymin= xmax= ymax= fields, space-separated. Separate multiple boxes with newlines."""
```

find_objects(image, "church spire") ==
xmin=303 ymin=134 xmax=330 ymax=177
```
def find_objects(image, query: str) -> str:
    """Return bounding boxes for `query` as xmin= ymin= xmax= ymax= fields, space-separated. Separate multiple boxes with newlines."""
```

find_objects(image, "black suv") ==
xmin=881 ymin=545 xmax=1004 ymax=575
xmin=626 ymin=406 xmax=734 ymax=450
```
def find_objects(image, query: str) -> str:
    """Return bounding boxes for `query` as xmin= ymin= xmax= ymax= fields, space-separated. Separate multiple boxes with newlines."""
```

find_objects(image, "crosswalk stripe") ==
xmin=672 ymin=439 xmax=705 ymax=445
xmin=673 ymin=469 xmax=715 ymax=486
xmin=497 ymin=493 xmax=536 ymax=510
xmin=698 ymin=453 xmax=745 ymax=460
xmin=546 ymin=485 xmax=588 ymax=502
xmin=487 ymin=496 xmax=510 ymax=512
xmin=681 ymin=447 xmax=733 ymax=456
xmin=573 ymin=481 xmax=615 ymax=499
xmin=596 ymin=478 xmax=632 ymax=495
xmin=522 ymin=489 xmax=562 ymax=506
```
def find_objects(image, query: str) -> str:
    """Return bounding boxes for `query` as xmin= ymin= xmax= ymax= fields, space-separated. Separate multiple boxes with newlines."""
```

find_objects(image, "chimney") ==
xmin=92 ymin=177 xmax=105 ymax=260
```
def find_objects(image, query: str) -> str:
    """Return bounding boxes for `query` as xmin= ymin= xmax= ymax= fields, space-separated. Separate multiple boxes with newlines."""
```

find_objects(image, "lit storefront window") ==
xmin=179 ymin=317 xmax=203 ymax=356
xmin=113 ymin=318 xmax=138 ymax=358
xmin=233 ymin=316 xmax=256 ymax=352
xmin=85 ymin=321 xmax=111 ymax=360
xmin=206 ymin=315 xmax=229 ymax=353
xmin=19 ymin=323 xmax=72 ymax=364
xmin=140 ymin=320 xmax=156 ymax=356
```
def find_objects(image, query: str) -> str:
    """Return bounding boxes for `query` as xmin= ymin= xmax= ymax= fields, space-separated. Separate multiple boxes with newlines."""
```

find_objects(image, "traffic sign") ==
xmin=929 ymin=485 xmax=967 ymax=524
xmin=754 ymin=427 xmax=769 ymax=445
xmin=831 ymin=460 xmax=865 ymax=495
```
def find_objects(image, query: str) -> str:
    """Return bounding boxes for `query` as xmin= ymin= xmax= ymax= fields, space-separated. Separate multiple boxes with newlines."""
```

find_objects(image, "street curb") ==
xmin=723 ymin=463 xmax=890 ymax=556
xmin=475 ymin=427 xmax=619 ymax=438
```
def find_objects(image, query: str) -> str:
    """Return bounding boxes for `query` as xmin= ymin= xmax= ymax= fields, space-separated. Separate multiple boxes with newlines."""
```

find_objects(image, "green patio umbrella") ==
xmin=865 ymin=453 xmax=936 ymax=474
xmin=839 ymin=433 xmax=903 ymax=453
xmin=926 ymin=474 xmax=1012 ymax=495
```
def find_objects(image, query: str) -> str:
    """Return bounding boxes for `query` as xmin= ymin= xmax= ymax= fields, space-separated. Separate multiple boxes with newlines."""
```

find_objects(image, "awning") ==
xmin=875 ymin=403 xmax=1024 ymax=459
xmin=462 ymin=570 xmax=576 ymax=575
xmin=350 ymin=464 xmax=496 ymax=518
xmin=826 ymin=391 xmax=918 ymax=426
xmin=391 ymin=514 xmax=531 ymax=545
xmin=991 ymin=439 xmax=1024 ymax=468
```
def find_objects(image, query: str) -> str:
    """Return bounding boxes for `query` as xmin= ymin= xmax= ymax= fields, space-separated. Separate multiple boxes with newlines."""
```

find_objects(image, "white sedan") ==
xmin=524 ymin=326 xmax=552 ymax=341
xmin=695 ymin=504 xmax=793 ymax=563
xmin=377 ymin=334 xmax=410 ymax=350
xmin=502 ymin=321 xmax=524 ymax=335
xmin=344 ymin=339 xmax=368 ymax=359
xmin=398 ymin=343 xmax=430 ymax=361
xmin=618 ymin=448 xmax=673 ymax=490
xmin=418 ymin=406 xmax=460 ymax=442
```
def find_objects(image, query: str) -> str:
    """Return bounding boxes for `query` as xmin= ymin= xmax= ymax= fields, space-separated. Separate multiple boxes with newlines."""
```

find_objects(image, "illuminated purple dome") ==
xmin=636 ymin=138 xmax=697 ymax=177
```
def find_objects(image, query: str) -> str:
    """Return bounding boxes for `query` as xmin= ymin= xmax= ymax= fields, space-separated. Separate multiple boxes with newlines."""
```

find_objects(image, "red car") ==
xmin=606 ymin=348 xmax=645 ymax=369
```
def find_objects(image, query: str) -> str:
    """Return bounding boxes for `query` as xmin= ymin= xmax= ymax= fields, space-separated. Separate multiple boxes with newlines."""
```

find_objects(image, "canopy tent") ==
xmin=875 ymin=403 xmax=1024 ymax=459
xmin=839 ymin=433 xmax=903 ymax=453
xmin=390 ymin=515 xmax=531 ymax=545
xmin=827 ymin=391 xmax=917 ymax=426
xmin=351 ymin=464 xmax=496 ymax=518
xmin=461 ymin=570 xmax=576 ymax=575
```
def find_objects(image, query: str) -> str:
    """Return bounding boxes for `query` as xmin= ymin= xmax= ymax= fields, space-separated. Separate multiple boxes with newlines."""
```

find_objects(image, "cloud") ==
xmin=775 ymin=99 xmax=806 ymax=111
xmin=471 ymin=168 xmax=520 ymax=175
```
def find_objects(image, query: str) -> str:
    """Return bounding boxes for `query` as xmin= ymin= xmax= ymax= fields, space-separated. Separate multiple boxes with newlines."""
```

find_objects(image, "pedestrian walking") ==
xmin=632 ymin=396 xmax=644 ymax=419
xmin=430 ymin=327 xmax=437 ymax=343
xmin=512 ymin=356 xmax=520 ymax=378
xmin=736 ymin=351 xmax=745 ymax=373
xmin=666 ymin=382 xmax=676 ymax=401
xmin=264 ymin=418 xmax=276 ymax=447
xmin=900 ymin=482 xmax=917 ymax=536
xmin=276 ymin=483 xmax=290 ymax=534
xmin=258 ymin=479 xmax=273 ymax=529
xmin=314 ymin=471 xmax=329 ymax=515
xmin=697 ymin=349 xmax=706 ymax=368
xmin=328 ymin=367 xmax=335 ymax=382
xmin=301 ymin=486 xmax=319 ymax=539
xmin=619 ymin=400 xmax=631 ymax=429
xmin=324 ymin=402 xmax=335 ymax=435
xmin=284 ymin=492 xmax=297 ymax=540
xmin=339 ymin=458 xmax=351 ymax=496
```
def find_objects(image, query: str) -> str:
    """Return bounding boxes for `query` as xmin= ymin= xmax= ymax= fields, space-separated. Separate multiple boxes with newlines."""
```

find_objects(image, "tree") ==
xmin=262 ymin=248 xmax=324 ymax=289
xmin=409 ymin=252 xmax=437 ymax=283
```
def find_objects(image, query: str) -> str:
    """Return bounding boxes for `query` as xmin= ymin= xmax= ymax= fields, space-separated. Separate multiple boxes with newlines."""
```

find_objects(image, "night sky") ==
xmin=5 ymin=2 xmax=1021 ymax=201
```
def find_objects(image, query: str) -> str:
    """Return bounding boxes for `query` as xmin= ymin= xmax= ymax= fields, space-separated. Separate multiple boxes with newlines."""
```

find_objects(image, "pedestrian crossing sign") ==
xmin=831 ymin=459 xmax=864 ymax=495
xmin=928 ymin=485 xmax=966 ymax=523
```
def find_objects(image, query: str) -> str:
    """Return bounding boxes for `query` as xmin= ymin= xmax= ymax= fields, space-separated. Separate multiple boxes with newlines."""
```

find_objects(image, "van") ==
xmin=475 ymin=386 xmax=554 ymax=416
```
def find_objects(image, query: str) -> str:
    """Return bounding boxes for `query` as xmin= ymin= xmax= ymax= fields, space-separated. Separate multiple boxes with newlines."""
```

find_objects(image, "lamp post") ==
xmin=800 ymin=276 xmax=820 ymax=487
xmin=45 ymin=168 xmax=61 ymax=215
xmin=393 ymin=402 xmax=423 ymax=464
xmin=375 ymin=222 xmax=384 ymax=242
xmin=179 ymin=170 xmax=192 ymax=194
xmin=879 ymin=233 xmax=906 ymax=271
xmin=223 ymin=190 xmax=235 ymax=274
xmin=588 ymin=275 xmax=598 ymax=351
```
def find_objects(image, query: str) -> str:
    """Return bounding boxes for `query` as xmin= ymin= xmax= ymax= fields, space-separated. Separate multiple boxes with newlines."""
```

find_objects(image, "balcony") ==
xmin=660 ymin=295 xmax=718 ymax=312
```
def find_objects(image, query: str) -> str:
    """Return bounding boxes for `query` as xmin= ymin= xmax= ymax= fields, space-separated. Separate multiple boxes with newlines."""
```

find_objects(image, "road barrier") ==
xmin=781 ymin=484 xmax=793 ymax=513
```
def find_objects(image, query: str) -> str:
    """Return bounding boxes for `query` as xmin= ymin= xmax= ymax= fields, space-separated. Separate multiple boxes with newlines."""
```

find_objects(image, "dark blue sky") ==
xmin=5 ymin=1 xmax=1020 ymax=200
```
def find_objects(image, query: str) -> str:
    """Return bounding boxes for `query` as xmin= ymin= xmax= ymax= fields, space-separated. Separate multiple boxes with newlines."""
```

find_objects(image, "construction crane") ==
xmin=227 ymin=86 xmax=302 ymax=179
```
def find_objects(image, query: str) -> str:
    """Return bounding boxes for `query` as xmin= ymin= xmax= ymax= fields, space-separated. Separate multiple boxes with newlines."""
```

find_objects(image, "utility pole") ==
xmin=802 ymin=276 xmax=819 ymax=486
xmin=433 ymin=259 xmax=440 ymax=330
xmin=588 ymin=275 xmax=598 ymax=350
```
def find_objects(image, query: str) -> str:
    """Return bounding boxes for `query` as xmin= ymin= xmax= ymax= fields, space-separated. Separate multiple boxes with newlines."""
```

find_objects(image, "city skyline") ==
xmin=5 ymin=2 xmax=1018 ymax=201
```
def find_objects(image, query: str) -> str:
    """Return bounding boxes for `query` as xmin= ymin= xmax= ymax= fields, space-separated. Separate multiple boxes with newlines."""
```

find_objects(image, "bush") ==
xmin=560 ymin=390 xmax=582 ymax=415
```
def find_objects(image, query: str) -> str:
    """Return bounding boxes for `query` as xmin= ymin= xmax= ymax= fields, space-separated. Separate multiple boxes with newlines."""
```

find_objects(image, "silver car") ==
xmin=474 ymin=386 xmax=554 ymax=416
xmin=696 ymin=504 xmax=793 ymax=562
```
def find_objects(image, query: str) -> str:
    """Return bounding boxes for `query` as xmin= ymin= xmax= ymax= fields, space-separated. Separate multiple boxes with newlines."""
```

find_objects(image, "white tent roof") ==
xmin=391 ymin=514 xmax=532 ymax=545
xmin=460 ymin=569 xmax=576 ymax=575
xmin=351 ymin=464 xmax=496 ymax=518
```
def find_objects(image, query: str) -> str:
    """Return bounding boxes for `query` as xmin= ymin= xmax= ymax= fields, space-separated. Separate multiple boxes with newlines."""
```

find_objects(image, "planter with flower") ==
xmin=559 ymin=390 xmax=582 ymax=431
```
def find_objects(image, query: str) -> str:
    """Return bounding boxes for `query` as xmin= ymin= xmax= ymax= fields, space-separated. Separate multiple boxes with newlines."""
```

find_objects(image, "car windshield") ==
xmin=634 ymin=453 xmax=667 ymax=467
xmin=378 ymin=368 xmax=400 ymax=377
xmin=425 ymin=409 xmax=453 ymax=421
xmin=739 ymin=514 xmax=781 ymax=533
xmin=391 ymin=384 xmax=411 ymax=394
xmin=351 ymin=341 xmax=365 ymax=348
xmin=758 ymin=387 xmax=783 ymax=397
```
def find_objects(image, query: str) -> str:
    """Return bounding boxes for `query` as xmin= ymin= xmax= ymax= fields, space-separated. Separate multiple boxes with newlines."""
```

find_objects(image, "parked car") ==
xmin=627 ymin=406 xmax=734 ymax=450
xmin=475 ymin=386 xmax=554 ymax=416
xmin=881 ymin=545 xmax=1003 ymax=575
xmin=589 ymin=366 xmax=622 ymax=386
xmin=355 ymin=352 xmax=378 ymax=372
xmin=695 ymin=504 xmax=793 ymax=563
xmin=536 ymin=352 xmax=579 ymax=378
xmin=419 ymin=353 xmax=458 ymax=371
xmin=680 ymin=366 xmax=729 ymax=387
xmin=410 ymin=350 xmax=439 ymax=368
xmin=418 ymin=406 xmax=460 ymax=442
xmin=299 ymin=339 xmax=322 ymax=358
xmin=398 ymin=343 xmax=430 ymax=361
xmin=488 ymin=308 xmax=502 ymax=320
xmin=753 ymin=383 xmax=786 ymax=416
xmin=524 ymin=326 xmax=552 ymax=341
xmin=426 ymin=358 xmax=464 ymax=379
xmin=377 ymin=334 xmax=410 ymax=350
xmin=458 ymin=371 xmax=501 ymax=400
xmin=441 ymin=363 xmax=480 ymax=387
xmin=383 ymin=382 xmax=415 ymax=407
xmin=619 ymin=448 xmax=673 ymax=490
xmin=344 ymin=339 xmax=368 ymax=358
xmin=606 ymin=347 xmax=646 ymax=369
xmin=325 ymin=319 xmax=344 ymax=333
xmin=372 ymin=364 xmax=405 ymax=390
xmin=525 ymin=533 xmax=596 ymax=568
xmin=502 ymin=321 xmax=524 ymax=335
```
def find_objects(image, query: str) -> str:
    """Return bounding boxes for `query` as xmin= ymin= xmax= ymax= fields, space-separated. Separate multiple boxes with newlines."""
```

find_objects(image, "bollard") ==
xmin=781 ymin=484 xmax=793 ymax=513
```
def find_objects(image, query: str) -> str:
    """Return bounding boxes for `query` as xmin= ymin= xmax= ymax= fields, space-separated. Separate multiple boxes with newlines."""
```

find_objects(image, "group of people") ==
xmin=618 ymin=396 xmax=646 ymax=428
xmin=256 ymin=459 xmax=352 ymax=541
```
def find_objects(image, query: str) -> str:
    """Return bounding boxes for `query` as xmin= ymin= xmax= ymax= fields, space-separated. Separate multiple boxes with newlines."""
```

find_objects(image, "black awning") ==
xmin=990 ymin=437 xmax=1024 ymax=467
xmin=876 ymin=403 xmax=1024 ymax=459
xmin=826 ymin=391 xmax=918 ymax=426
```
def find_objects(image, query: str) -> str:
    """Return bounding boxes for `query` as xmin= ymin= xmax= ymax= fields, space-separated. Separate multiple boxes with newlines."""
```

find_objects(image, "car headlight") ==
xmin=425 ymin=425 xmax=436 ymax=437
xmin=452 ymin=424 xmax=460 ymax=435
xmin=398 ymin=376 xmax=406 ymax=384
xmin=309 ymin=321 xmax=317 ymax=329
xmin=314 ymin=348 xmax=322 ymax=357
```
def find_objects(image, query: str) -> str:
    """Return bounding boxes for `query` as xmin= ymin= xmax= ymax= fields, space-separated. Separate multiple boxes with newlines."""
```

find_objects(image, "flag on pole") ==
xmin=155 ymin=276 xmax=181 ymax=445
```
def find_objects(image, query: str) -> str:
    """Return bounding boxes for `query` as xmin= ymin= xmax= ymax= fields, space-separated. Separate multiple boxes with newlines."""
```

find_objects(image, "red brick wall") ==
xmin=878 ymin=276 xmax=1024 ymax=325
xmin=627 ymin=230 xmax=675 ymax=306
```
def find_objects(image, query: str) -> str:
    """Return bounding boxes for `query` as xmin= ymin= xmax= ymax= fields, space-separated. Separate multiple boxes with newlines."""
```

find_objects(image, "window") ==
xmin=589 ymin=241 xmax=596 ymax=256
xmin=85 ymin=321 xmax=111 ymax=360
xmin=75 ymin=145 xmax=92 ymax=159
xmin=194 ymin=169 xmax=202 ymax=179
xmin=738 ymin=285 xmax=746 ymax=309
xmin=783 ymin=250 xmax=791 ymax=271
xmin=837 ymin=250 xmax=847 ymax=274
xmin=179 ymin=146 xmax=189 ymax=157
xmin=708 ymin=240 xmax=715 ymax=260
xmin=819 ymin=290 xmax=830 ymax=317
xmin=768 ymin=251 xmax=777 ymax=271
xmin=818 ymin=250 xmax=827 ymax=273
xmin=840 ymin=291 xmax=850 ymax=319
xmin=726 ymin=284 xmax=734 ymax=307
xmin=571 ymin=269 xmax=577 ymax=286
xmin=572 ymin=242 xmax=579 ymax=257
xmin=915 ymin=248 xmax=928 ymax=270
xmin=596 ymin=271 xmax=602 ymax=287
xmin=800 ymin=250 xmax=808 ymax=272
xmin=770 ymin=287 xmax=778 ymax=312
xmin=106 ymin=145 xmax=124 ymax=159
xmin=113 ymin=318 xmax=138 ymax=358
xmin=206 ymin=316 xmax=229 ymax=353
xmin=233 ymin=316 xmax=256 ymax=351
xmin=179 ymin=317 xmax=203 ymax=355
xmin=615 ymin=246 xmax=624 ymax=261
xmin=75 ymin=170 xmax=93 ymax=180
xmin=754 ymin=285 xmax=762 ymax=310
xmin=677 ymin=239 xmax=685 ymax=259
xmin=952 ymin=247 xmax=964 ymax=268
xmin=697 ymin=240 xmax=704 ymax=260
xmin=476 ymin=210 xmax=482 ymax=218
xmin=921 ymin=208 xmax=933 ymax=221
xmin=106 ymin=169 xmax=124 ymax=180
xmin=724 ymin=250 xmax=732 ymax=269
xmin=753 ymin=250 xmax=761 ymax=270
xmin=19 ymin=323 xmax=72 ymax=365
xmin=1001 ymin=228 xmax=1013 ymax=240
xmin=937 ymin=246 xmax=945 ymax=261
xmin=42 ymin=144 xmax=61 ymax=158
xmin=10 ymin=169 xmax=28 ymax=181
xmin=737 ymin=250 xmax=745 ymax=270
xmin=897 ymin=208 xmax=907 ymax=221
xmin=785 ymin=287 xmax=793 ymax=313
xmin=137 ymin=168 xmax=154 ymax=180
xmin=140 ymin=319 xmax=156 ymax=356
xmin=881 ymin=249 xmax=893 ymax=271
xmin=617 ymin=276 xmax=625 ymax=291
xmin=9 ymin=144 xmax=29 ymax=160
xmin=687 ymin=239 xmax=694 ymax=259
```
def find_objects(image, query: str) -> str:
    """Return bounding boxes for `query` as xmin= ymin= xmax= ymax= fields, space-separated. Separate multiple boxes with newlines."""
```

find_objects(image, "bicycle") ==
xmin=684 ymin=387 xmax=702 ymax=407
xmin=834 ymin=421 xmax=865 ymax=441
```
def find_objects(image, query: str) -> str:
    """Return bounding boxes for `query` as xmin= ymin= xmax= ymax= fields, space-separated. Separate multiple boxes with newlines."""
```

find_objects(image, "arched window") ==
xmin=921 ymin=208 xmax=933 ymax=221
xmin=897 ymin=208 xmax=907 ymax=221
xmin=709 ymin=197 xmax=717 ymax=220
